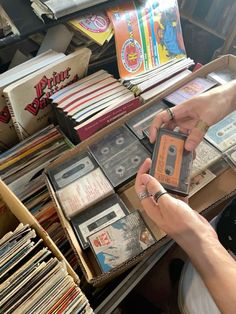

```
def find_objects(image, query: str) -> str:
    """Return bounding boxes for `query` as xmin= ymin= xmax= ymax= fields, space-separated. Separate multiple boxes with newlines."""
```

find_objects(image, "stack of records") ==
xmin=0 ymin=125 xmax=80 ymax=273
xmin=0 ymin=223 xmax=93 ymax=313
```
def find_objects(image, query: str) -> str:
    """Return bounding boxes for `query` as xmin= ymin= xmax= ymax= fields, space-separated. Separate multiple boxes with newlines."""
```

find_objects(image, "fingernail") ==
xmin=142 ymin=174 xmax=151 ymax=185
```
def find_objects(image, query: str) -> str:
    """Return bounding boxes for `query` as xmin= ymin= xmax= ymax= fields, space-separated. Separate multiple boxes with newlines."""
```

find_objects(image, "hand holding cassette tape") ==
xmin=150 ymin=128 xmax=193 ymax=196
xmin=135 ymin=159 xmax=236 ymax=314
xmin=135 ymin=158 xmax=215 ymax=239
xmin=149 ymin=80 xmax=236 ymax=151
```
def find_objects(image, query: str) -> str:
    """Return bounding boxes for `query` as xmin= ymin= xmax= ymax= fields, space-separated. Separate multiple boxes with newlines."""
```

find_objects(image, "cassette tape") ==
xmin=88 ymin=210 xmax=156 ymax=273
xmin=47 ymin=151 xmax=97 ymax=190
xmin=89 ymin=126 xmax=150 ymax=188
xmin=89 ymin=126 xmax=138 ymax=165
xmin=204 ymin=111 xmax=236 ymax=152
xmin=223 ymin=144 xmax=236 ymax=170
xmin=140 ymin=129 xmax=155 ymax=153
xmin=71 ymin=194 xmax=129 ymax=249
xmin=150 ymin=128 xmax=193 ymax=195
xmin=126 ymin=101 xmax=167 ymax=139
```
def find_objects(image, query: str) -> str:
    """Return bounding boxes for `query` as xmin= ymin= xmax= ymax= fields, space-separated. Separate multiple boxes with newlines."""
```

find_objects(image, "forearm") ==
xmin=206 ymin=79 xmax=236 ymax=118
xmin=175 ymin=229 xmax=236 ymax=313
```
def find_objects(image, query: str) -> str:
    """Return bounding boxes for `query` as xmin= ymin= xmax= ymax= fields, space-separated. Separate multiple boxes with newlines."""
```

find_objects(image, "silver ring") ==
xmin=137 ymin=190 xmax=150 ymax=201
xmin=153 ymin=190 xmax=168 ymax=203
xmin=166 ymin=107 xmax=175 ymax=121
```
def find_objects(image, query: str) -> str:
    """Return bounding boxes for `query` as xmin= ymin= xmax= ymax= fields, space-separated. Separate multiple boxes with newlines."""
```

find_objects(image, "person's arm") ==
xmin=135 ymin=159 xmax=236 ymax=314
xmin=149 ymin=80 xmax=236 ymax=151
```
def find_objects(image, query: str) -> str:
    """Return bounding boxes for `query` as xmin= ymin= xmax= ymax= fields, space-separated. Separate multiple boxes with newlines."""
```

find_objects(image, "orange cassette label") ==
xmin=153 ymin=134 xmax=184 ymax=187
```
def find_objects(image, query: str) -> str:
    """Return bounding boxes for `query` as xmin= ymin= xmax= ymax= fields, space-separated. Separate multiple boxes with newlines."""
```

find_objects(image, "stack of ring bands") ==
xmin=137 ymin=190 xmax=149 ymax=201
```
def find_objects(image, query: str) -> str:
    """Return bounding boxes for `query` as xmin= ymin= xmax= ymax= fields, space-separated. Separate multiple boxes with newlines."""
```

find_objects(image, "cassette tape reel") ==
xmin=150 ymin=128 xmax=193 ymax=195
xmin=47 ymin=151 xmax=96 ymax=190
xmin=102 ymin=142 xmax=150 ymax=188
xmin=89 ymin=126 xmax=138 ymax=165
xmin=165 ymin=144 xmax=177 ymax=176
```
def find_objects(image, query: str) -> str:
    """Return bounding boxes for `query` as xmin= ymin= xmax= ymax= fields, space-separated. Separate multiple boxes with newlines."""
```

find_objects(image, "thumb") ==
xmin=141 ymin=174 xmax=170 ymax=205
xmin=141 ymin=174 xmax=165 ymax=195
xmin=185 ymin=127 xmax=205 ymax=151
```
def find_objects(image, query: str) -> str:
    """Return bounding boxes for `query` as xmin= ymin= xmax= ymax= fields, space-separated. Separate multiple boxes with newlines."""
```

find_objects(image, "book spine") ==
xmin=76 ymin=98 xmax=141 ymax=141
xmin=3 ymin=92 xmax=24 ymax=141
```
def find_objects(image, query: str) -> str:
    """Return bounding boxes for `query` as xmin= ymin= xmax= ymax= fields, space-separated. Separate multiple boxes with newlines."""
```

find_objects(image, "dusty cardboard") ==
xmin=45 ymin=55 xmax=236 ymax=285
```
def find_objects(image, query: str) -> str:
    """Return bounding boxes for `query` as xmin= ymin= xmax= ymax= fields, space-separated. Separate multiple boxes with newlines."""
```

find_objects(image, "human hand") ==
xmin=135 ymin=159 xmax=217 ymax=249
xmin=149 ymin=82 xmax=236 ymax=151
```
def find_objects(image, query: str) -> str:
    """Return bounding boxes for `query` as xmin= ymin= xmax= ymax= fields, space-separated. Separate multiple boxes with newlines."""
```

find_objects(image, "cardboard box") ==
xmin=0 ymin=179 xmax=80 ymax=284
xmin=46 ymin=55 xmax=236 ymax=286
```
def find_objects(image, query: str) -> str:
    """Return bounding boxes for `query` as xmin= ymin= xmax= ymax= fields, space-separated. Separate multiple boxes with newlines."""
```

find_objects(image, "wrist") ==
xmin=171 ymin=219 xmax=218 ymax=255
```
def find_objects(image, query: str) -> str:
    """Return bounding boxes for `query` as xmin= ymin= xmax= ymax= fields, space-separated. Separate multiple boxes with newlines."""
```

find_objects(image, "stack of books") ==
xmin=0 ymin=49 xmax=65 ymax=152
xmin=123 ymin=58 xmax=194 ymax=102
xmin=51 ymin=70 xmax=140 ymax=143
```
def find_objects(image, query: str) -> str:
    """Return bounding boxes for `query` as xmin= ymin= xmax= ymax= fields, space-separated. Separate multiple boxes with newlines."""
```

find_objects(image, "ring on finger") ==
xmin=137 ymin=190 xmax=150 ymax=201
xmin=153 ymin=189 xmax=168 ymax=203
xmin=165 ymin=107 xmax=175 ymax=121
xmin=195 ymin=119 xmax=209 ymax=133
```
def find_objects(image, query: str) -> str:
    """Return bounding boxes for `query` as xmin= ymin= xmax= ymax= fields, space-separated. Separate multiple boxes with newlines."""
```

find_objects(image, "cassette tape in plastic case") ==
xmin=89 ymin=126 xmax=150 ymax=188
xmin=150 ymin=128 xmax=193 ymax=195
xmin=47 ymin=151 xmax=97 ymax=190
xmin=71 ymin=194 xmax=129 ymax=249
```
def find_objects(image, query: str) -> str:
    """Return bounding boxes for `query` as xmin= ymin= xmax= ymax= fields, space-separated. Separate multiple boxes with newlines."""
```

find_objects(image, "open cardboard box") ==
xmin=0 ymin=179 xmax=80 ymax=285
xmin=45 ymin=55 xmax=236 ymax=286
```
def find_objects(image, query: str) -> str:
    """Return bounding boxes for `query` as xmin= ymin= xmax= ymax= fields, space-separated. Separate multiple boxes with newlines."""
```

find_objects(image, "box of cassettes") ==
xmin=45 ymin=54 xmax=236 ymax=286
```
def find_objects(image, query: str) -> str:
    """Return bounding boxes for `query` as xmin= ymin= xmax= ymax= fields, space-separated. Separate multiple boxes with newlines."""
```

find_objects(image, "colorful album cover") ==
xmin=107 ymin=0 xmax=186 ymax=79
xmin=88 ymin=211 xmax=156 ymax=272
xmin=68 ymin=11 xmax=113 ymax=46
xmin=205 ymin=112 xmax=236 ymax=152
xmin=164 ymin=77 xmax=216 ymax=105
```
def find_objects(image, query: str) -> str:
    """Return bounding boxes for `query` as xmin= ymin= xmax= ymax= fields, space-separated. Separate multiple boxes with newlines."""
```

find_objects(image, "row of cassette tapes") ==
xmin=46 ymin=101 xmax=197 ymax=272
